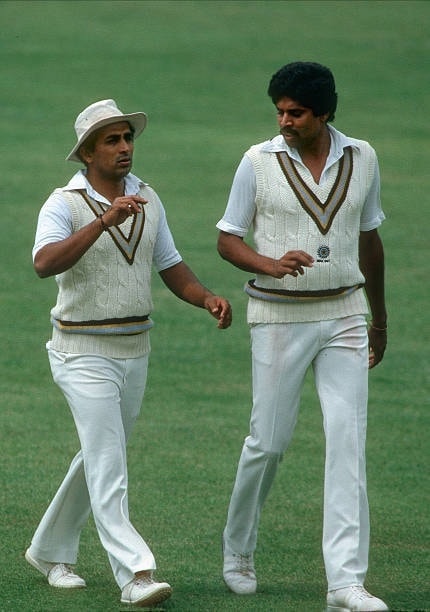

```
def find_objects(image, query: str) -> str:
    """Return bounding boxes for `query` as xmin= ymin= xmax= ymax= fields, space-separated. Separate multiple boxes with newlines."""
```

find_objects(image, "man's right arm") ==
xmin=217 ymin=231 xmax=314 ymax=279
xmin=34 ymin=218 xmax=105 ymax=278
xmin=33 ymin=194 xmax=146 ymax=278
xmin=217 ymin=155 xmax=313 ymax=279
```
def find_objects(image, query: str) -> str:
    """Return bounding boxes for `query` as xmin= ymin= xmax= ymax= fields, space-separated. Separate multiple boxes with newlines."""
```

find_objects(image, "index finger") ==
xmin=131 ymin=194 xmax=148 ymax=205
xmin=294 ymin=251 xmax=314 ymax=265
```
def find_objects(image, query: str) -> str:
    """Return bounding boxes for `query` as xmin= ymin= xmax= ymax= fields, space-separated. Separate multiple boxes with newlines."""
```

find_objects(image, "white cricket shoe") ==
xmin=327 ymin=585 xmax=388 ymax=611
xmin=223 ymin=551 xmax=257 ymax=595
xmin=120 ymin=574 xmax=172 ymax=607
xmin=25 ymin=548 xmax=86 ymax=588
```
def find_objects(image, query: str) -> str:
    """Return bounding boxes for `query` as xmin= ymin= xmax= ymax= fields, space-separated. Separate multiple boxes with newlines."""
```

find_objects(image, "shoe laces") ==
xmin=232 ymin=553 xmax=254 ymax=574
xmin=134 ymin=574 xmax=154 ymax=587
xmin=48 ymin=563 xmax=75 ymax=577
xmin=349 ymin=585 xmax=373 ymax=600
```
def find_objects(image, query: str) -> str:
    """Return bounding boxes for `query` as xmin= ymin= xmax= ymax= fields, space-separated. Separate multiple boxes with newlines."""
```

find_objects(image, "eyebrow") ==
xmin=104 ymin=130 xmax=134 ymax=140
xmin=276 ymin=106 xmax=306 ymax=114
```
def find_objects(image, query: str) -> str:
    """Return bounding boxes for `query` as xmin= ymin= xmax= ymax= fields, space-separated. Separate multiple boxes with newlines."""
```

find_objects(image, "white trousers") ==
xmin=223 ymin=315 xmax=370 ymax=590
xmin=28 ymin=348 xmax=155 ymax=589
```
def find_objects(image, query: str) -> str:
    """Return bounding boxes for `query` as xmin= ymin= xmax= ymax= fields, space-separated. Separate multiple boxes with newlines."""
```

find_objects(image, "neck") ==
xmin=298 ymin=128 xmax=331 ymax=184
xmin=299 ymin=126 xmax=331 ymax=159
xmin=86 ymin=171 xmax=126 ymax=203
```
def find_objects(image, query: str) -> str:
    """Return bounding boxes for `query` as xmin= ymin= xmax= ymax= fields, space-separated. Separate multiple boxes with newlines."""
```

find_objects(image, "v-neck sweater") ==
xmin=244 ymin=139 xmax=377 ymax=323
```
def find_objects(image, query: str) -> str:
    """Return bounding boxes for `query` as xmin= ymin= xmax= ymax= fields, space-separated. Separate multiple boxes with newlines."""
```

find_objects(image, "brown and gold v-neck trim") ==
xmin=78 ymin=190 xmax=145 ymax=265
xmin=276 ymin=146 xmax=353 ymax=235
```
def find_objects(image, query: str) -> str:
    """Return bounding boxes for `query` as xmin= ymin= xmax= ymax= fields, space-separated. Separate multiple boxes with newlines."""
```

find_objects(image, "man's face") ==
xmin=80 ymin=121 xmax=135 ymax=180
xmin=275 ymin=97 xmax=329 ymax=151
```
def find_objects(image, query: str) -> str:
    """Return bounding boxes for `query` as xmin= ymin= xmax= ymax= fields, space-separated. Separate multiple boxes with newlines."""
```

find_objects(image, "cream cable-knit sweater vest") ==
xmin=245 ymin=141 xmax=376 ymax=324
xmin=49 ymin=186 xmax=160 ymax=358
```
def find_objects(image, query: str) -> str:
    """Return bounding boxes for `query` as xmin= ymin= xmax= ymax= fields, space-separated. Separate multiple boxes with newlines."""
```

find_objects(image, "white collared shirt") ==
xmin=33 ymin=170 xmax=182 ymax=272
xmin=216 ymin=125 xmax=385 ymax=237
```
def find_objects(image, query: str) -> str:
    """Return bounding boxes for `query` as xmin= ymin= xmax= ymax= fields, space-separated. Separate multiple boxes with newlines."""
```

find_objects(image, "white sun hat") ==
xmin=66 ymin=99 xmax=147 ymax=162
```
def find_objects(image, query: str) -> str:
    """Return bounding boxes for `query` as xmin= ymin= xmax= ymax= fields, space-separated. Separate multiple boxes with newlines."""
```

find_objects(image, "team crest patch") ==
xmin=317 ymin=245 xmax=330 ymax=262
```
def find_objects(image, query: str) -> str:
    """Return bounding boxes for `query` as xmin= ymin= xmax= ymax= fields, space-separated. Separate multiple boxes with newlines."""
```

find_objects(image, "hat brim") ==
xmin=66 ymin=111 xmax=147 ymax=162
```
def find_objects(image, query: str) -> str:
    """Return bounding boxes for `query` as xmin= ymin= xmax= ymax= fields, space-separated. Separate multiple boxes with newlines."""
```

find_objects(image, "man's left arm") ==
xmin=359 ymin=229 xmax=387 ymax=368
xmin=159 ymin=261 xmax=232 ymax=329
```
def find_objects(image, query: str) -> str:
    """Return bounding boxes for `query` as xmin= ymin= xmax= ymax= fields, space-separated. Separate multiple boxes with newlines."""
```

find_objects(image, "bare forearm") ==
xmin=359 ymin=229 xmax=387 ymax=326
xmin=34 ymin=217 xmax=104 ymax=278
xmin=217 ymin=231 xmax=274 ymax=275
xmin=217 ymin=231 xmax=314 ymax=279
xmin=34 ymin=194 xmax=146 ymax=278
xmin=159 ymin=261 xmax=232 ymax=328
xmin=159 ymin=262 xmax=214 ymax=307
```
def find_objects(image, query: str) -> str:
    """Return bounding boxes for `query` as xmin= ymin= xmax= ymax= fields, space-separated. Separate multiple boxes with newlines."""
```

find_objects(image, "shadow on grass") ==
xmin=155 ymin=577 xmax=325 ymax=611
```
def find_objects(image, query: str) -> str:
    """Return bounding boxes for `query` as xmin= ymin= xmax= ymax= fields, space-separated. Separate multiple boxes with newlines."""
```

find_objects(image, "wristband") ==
xmin=99 ymin=215 xmax=109 ymax=231
xmin=371 ymin=324 xmax=387 ymax=331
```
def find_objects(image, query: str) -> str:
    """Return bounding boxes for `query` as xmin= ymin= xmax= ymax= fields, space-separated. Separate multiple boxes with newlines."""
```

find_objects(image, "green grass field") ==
xmin=1 ymin=1 xmax=429 ymax=610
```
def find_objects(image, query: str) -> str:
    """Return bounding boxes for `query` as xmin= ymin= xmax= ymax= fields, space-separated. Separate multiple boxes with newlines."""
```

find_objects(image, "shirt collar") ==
xmin=260 ymin=125 xmax=359 ymax=168
xmin=62 ymin=170 xmax=145 ymax=205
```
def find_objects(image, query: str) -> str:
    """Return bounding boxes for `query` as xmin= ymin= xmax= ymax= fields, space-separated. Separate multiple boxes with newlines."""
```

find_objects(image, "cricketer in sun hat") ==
xmin=66 ymin=99 xmax=147 ymax=163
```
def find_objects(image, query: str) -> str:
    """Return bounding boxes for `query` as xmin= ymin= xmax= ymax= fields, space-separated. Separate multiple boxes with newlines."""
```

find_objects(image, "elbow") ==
xmin=217 ymin=242 xmax=227 ymax=260
xmin=217 ymin=231 xmax=233 ymax=261
xmin=33 ymin=256 xmax=54 ymax=278
xmin=217 ymin=244 xmax=232 ymax=263
xmin=34 ymin=263 xmax=50 ymax=278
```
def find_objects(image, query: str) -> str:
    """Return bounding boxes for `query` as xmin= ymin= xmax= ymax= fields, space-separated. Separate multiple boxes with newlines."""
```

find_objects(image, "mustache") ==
xmin=280 ymin=128 xmax=297 ymax=136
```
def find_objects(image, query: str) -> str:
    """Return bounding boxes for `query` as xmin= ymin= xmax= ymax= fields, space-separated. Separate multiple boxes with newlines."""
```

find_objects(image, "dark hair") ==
xmin=267 ymin=62 xmax=338 ymax=121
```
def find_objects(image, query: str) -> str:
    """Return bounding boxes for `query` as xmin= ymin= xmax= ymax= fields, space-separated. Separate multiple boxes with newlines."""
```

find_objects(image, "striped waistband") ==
xmin=245 ymin=279 xmax=364 ymax=303
xmin=51 ymin=315 xmax=153 ymax=336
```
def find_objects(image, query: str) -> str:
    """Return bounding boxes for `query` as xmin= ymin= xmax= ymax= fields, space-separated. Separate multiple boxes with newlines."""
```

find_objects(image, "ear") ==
xmin=320 ymin=112 xmax=330 ymax=124
xmin=78 ymin=145 xmax=93 ymax=164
